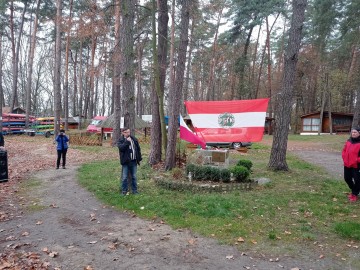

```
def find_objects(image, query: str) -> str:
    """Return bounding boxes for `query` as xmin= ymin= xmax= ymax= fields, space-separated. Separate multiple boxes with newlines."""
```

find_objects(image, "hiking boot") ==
xmin=62 ymin=166 xmax=66 ymax=169
xmin=348 ymin=194 xmax=358 ymax=202
xmin=56 ymin=167 xmax=59 ymax=169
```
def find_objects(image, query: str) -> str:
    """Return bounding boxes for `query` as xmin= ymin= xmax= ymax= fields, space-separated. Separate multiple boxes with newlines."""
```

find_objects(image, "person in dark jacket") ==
xmin=55 ymin=129 xmax=69 ymax=169
xmin=117 ymin=127 xmax=142 ymax=195
xmin=0 ymin=132 xmax=4 ymax=147
xmin=341 ymin=128 xmax=360 ymax=202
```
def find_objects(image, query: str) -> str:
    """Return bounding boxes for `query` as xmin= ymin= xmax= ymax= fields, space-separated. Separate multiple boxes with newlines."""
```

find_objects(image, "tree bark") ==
xmin=112 ymin=0 xmax=121 ymax=145
xmin=165 ymin=0 xmax=190 ymax=170
xmin=54 ymin=0 xmax=63 ymax=136
xmin=149 ymin=0 xmax=168 ymax=165
xmin=268 ymin=0 xmax=308 ymax=171
xmin=25 ymin=0 xmax=41 ymax=128
xmin=63 ymin=0 xmax=73 ymax=130
xmin=10 ymin=0 xmax=27 ymax=111
xmin=120 ymin=0 xmax=136 ymax=132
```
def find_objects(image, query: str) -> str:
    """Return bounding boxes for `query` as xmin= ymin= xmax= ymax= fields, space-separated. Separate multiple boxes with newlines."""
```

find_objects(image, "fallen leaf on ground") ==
xmin=237 ymin=237 xmax=245 ymax=242
xmin=188 ymin=238 xmax=196 ymax=245
xmin=49 ymin=251 xmax=58 ymax=258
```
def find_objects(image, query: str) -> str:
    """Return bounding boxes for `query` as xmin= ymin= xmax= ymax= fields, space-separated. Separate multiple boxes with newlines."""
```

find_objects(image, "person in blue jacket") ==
xmin=55 ymin=129 xmax=69 ymax=169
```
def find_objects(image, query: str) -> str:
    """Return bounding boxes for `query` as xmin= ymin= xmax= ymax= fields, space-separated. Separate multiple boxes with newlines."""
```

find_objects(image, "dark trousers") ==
xmin=344 ymin=166 xmax=360 ymax=196
xmin=57 ymin=149 xmax=68 ymax=168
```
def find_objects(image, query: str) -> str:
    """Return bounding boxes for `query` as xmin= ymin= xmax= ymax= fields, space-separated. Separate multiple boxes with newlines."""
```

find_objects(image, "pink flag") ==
xmin=184 ymin=98 xmax=269 ymax=143
xmin=179 ymin=115 xmax=206 ymax=149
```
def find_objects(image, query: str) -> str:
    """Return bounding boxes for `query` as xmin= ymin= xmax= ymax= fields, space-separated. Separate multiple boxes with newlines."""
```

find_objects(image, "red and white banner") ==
xmin=179 ymin=115 xmax=206 ymax=149
xmin=184 ymin=98 xmax=269 ymax=143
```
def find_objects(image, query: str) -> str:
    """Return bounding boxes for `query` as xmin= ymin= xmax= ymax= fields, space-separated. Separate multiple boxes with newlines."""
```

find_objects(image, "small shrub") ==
xmin=193 ymin=165 xmax=206 ymax=181
xmin=231 ymin=165 xmax=250 ymax=182
xmin=236 ymin=159 xmax=253 ymax=171
xmin=202 ymin=166 xmax=214 ymax=180
xmin=209 ymin=167 xmax=221 ymax=182
xmin=220 ymin=169 xmax=231 ymax=183
xmin=186 ymin=164 xmax=196 ymax=175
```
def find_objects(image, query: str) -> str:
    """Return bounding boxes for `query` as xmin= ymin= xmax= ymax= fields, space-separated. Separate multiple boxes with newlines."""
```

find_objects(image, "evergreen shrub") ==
xmin=236 ymin=159 xmax=253 ymax=170
xmin=231 ymin=165 xmax=250 ymax=182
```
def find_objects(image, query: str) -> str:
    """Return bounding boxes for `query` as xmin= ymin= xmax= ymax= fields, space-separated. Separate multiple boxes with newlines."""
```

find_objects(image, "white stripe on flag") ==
xmin=189 ymin=112 xmax=266 ymax=129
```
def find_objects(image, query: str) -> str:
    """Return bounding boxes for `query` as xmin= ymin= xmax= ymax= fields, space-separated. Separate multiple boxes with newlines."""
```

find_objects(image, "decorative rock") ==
xmin=255 ymin=177 xmax=271 ymax=185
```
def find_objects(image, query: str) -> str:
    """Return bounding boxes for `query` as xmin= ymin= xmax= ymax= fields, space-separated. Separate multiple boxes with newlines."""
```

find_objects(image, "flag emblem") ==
xmin=218 ymin=113 xmax=235 ymax=128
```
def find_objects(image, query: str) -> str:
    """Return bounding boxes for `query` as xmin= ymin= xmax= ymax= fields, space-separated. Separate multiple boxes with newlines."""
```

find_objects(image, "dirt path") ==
xmin=1 ymin=166 xmax=347 ymax=270
xmin=0 ymin=136 xmax=353 ymax=269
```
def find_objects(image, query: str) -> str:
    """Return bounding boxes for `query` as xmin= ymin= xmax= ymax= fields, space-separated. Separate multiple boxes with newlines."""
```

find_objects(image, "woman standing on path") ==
xmin=55 ymin=129 xmax=69 ymax=169
xmin=342 ymin=128 xmax=360 ymax=202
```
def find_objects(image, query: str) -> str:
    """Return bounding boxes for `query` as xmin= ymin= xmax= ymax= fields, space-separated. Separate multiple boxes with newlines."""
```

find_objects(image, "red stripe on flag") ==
xmin=184 ymin=98 xmax=269 ymax=114
xmin=194 ymin=127 xmax=265 ymax=142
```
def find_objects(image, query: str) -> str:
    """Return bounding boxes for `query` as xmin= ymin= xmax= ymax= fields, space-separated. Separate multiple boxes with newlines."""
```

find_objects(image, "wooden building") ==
xmin=300 ymin=111 xmax=353 ymax=134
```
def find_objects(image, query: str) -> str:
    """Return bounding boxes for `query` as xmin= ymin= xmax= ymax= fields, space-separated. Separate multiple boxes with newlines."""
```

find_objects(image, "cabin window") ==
xmin=303 ymin=118 xmax=320 ymax=131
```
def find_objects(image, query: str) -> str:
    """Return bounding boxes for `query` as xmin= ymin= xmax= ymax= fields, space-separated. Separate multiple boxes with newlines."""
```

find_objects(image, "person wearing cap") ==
xmin=55 ymin=129 xmax=69 ymax=169
xmin=341 ymin=128 xmax=360 ymax=202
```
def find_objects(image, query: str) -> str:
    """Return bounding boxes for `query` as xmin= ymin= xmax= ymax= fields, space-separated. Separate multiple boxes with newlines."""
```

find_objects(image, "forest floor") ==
xmin=0 ymin=135 xmax=356 ymax=270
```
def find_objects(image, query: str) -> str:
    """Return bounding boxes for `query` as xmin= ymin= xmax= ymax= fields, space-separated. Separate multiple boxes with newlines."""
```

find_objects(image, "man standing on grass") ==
xmin=117 ymin=127 xmax=142 ymax=195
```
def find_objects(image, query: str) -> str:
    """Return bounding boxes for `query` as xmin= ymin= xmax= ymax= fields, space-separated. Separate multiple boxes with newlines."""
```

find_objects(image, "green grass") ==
xmin=18 ymin=178 xmax=48 ymax=212
xmin=77 ymin=134 xmax=359 ymax=257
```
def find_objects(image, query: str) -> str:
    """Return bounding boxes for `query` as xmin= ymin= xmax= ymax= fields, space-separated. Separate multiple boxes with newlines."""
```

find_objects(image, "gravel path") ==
xmin=292 ymin=150 xmax=343 ymax=179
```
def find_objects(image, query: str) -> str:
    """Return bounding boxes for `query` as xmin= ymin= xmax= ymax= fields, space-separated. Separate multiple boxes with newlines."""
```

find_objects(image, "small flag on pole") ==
xmin=179 ymin=115 xmax=206 ymax=149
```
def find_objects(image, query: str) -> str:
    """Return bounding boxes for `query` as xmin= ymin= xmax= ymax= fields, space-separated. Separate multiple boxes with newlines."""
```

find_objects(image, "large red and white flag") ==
xmin=179 ymin=115 xmax=206 ymax=149
xmin=184 ymin=98 xmax=269 ymax=143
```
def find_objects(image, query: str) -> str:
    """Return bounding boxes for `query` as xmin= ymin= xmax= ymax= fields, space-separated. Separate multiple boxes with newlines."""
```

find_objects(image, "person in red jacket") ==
xmin=342 ymin=128 xmax=360 ymax=202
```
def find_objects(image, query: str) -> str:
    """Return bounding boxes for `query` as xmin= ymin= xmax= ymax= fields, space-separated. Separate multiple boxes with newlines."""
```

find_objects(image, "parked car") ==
xmin=206 ymin=141 xmax=252 ymax=149
xmin=86 ymin=116 xmax=108 ymax=133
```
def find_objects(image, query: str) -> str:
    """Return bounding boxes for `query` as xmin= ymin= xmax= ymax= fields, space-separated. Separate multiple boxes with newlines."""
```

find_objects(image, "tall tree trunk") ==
xmin=237 ymin=25 xmax=255 ymax=99
xmin=0 ymin=37 xmax=3 ymax=132
xmin=10 ymin=0 xmax=27 ymax=111
xmin=251 ymin=24 xmax=261 ymax=98
xmin=165 ymin=0 xmax=190 ymax=170
xmin=136 ymin=42 xmax=144 ymax=116
xmin=112 ymin=0 xmax=121 ymax=145
xmin=72 ymin=49 xmax=78 ymax=118
xmin=183 ymin=18 xmax=194 ymax=114
xmin=120 ymin=0 xmax=136 ymax=131
xmin=206 ymin=7 xmax=223 ymax=101
xmin=268 ymin=0 xmax=308 ymax=171
xmin=63 ymin=0 xmax=73 ymax=130
xmin=149 ymin=0 xmax=168 ymax=165
xmin=25 ymin=0 xmax=41 ymax=128
xmin=157 ymin=0 xmax=169 ymax=149
xmin=88 ymin=34 xmax=97 ymax=119
xmin=78 ymin=41 xmax=84 ymax=128
xmin=168 ymin=0 xmax=176 ymax=102
xmin=54 ymin=0 xmax=63 ymax=136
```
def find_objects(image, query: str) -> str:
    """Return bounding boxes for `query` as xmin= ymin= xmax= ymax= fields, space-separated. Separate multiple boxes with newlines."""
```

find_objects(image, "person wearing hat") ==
xmin=55 ymin=129 xmax=69 ymax=169
xmin=341 ymin=127 xmax=360 ymax=202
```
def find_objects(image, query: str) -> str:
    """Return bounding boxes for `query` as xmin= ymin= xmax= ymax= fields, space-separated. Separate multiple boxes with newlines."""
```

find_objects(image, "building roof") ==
xmin=300 ymin=111 xmax=353 ymax=118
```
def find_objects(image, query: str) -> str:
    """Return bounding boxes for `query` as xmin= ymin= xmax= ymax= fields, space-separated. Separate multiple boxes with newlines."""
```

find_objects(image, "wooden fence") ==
xmin=69 ymin=133 xmax=102 ymax=146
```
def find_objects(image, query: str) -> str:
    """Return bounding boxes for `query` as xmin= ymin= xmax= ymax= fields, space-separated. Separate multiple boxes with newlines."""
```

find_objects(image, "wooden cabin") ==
xmin=61 ymin=117 xmax=79 ymax=129
xmin=300 ymin=111 xmax=353 ymax=134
